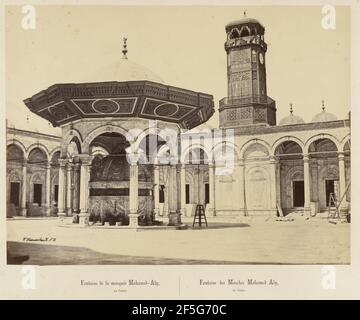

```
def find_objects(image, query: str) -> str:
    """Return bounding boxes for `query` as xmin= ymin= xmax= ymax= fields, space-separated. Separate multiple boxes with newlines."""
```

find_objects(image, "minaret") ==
xmin=219 ymin=16 xmax=276 ymax=127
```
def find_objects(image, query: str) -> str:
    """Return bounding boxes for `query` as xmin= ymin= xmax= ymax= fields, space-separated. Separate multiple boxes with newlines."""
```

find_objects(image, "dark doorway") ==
xmin=54 ymin=185 xmax=59 ymax=204
xmin=325 ymin=180 xmax=336 ymax=206
xmin=293 ymin=180 xmax=304 ymax=207
xmin=10 ymin=182 xmax=20 ymax=207
xmin=205 ymin=183 xmax=209 ymax=204
xmin=185 ymin=184 xmax=190 ymax=204
xmin=159 ymin=185 xmax=165 ymax=203
xmin=33 ymin=184 xmax=42 ymax=206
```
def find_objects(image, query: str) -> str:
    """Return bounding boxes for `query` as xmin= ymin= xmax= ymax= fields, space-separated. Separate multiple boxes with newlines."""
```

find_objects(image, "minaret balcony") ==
xmin=219 ymin=95 xmax=275 ymax=111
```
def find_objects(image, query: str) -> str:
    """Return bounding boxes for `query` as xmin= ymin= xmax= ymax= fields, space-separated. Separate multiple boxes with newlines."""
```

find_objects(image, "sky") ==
xmin=5 ymin=5 xmax=350 ymax=135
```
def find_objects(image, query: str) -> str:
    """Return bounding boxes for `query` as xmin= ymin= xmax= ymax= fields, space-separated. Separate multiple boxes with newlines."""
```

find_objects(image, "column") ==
xmin=237 ymin=160 xmax=245 ymax=216
xmin=180 ymin=164 xmax=186 ymax=216
xmin=162 ymin=167 xmax=169 ymax=219
xmin=129 ymin=155 xmax=139 ymax=228
xmin=207 ymin=161 xmax=215 ymax=216
xmin=303 ymin=154 xmax=311 ymax=212
xmin=275 ymin=160 xmax=283 ymax=216
xmin=66 ymin=163 xmax=73 ymax=216
xmin=199 ymin=167 xmax=204 ymax=204
xmin=45 ymin=163 xmax=51 ymax=216
xmin=168 ymin=164 xmax=181 ymax=226
xmin=57 ymin=159 xmax=67 ymax=218
xmin=72 ymin=162 xmax=81 ymax=214
xmin=153 ymin=162 xmax=160 ymax=220
xmin=78 ymin=155 xmax=92 ymax=225
xmin=269 ymin=156 xmax=278 ymax=216
xmin=338 ymin=152 xmax=347 ymax=210
xmin=20 ymin=160 xmax=27 ymax=217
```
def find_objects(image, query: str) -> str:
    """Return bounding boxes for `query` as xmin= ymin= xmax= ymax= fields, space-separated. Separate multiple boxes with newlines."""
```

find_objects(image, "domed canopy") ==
xmin=225 ymin=17 xmax=265 ymax=33
xmin=90 ymin=58 xmax=164 ymax=84
xmin=226 ymin=18 xmax=263 ymax=28
xmin=311 ymin=108 xmax=337 ymax=123
xmin=279 ymin=113 xmax=305 ymax=126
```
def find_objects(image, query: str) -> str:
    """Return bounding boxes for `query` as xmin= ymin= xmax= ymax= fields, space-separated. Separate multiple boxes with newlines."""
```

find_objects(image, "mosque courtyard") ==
xmin=7 ymin=216 xmax=350 ymax=265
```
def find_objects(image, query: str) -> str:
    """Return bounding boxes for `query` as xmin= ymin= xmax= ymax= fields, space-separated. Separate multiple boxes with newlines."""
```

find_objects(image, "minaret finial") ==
xmin=289 ymin=103 xmax=293 ymax=115
xmin=122 ymin=37 xmax=128 ymax=59
xmin=321 ymin=100 xmax=325 ymax=111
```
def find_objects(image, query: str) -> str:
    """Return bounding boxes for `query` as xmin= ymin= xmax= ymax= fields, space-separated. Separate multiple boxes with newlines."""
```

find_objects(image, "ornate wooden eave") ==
xmin=23 ymin=81 xmax=215 ymax=129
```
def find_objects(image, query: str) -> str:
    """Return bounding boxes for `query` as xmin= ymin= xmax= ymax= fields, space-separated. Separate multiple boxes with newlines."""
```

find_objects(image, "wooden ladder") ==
xmin=327 ymin=193 xmax=340 ymax=219
xmin=192 ymin=204 xmax=208 ymax=228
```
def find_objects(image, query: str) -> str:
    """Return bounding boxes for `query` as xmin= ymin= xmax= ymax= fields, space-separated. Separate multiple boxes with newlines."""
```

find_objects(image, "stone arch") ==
xmin=61 ymin=129 xmax=83 ymax=155
xmin=134 ymin=127 xmax=169 ymax=151
xmin=82 ymin=125 xmax=129 ymax=154
xmin=50 ymin=150 xmax=61 ymax=166
xmin=340 ymin=135 xmax=350 ymax=152
xmin=271 ymin=136 xmax=305 ymax=155
xmin=240 ymin=139 xmax=271 ymax=159
xmin=212 ymin=141 xmax=240 ymax=163
xmin=67 ymin=136 xmax=82 ymax=156
xmin=31 ymin=172 xmax=44 ymax=184
xmin=229 ymin=28 xmax=240 ymax=39
xmin=29 ymin=172 xmax=46 ymax=206
xmin=281 ymin=165 xmax=304 ymax=209
xmin=135 ymin=132 xmax=168 ymax=164
xmin=26 ymin=143 xmax=50 ymax=160
xmin=245 ymin=166 xmax=270 ymax=211
xmin=181 ymin=144 xmax=211 ymax=164
xmin=305 ymin=133 xmax=339 ymax=153
xmin=7 ymin=140 xmax=27 ymax=159
xmin=240 ymin=26 xmax=250 ymax=37
xmin=285 ymin=165 xmax=304 ymax=182
xmin=49 ymin=147 xmax=61 ymax=160
xmin=156 ymin=144 xmax=175 ymax=165
xmin=91 ymin=146 xmax=109 ymax=157
xmin=8 ymin=169 xmax=22 ymax=182
xmin=319 ymin=164 xmax=339 ymax=180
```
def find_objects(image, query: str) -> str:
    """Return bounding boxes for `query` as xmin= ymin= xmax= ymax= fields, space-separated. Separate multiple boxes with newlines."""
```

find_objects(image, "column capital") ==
xmin=78 ymin=154 xmax=94 ymax=166
xmin=269 ymin=155 xmax=278 ymax=164
xmin=303 ymin=154 xmax=310 ymax=162
xmin=338 ymin=152 xmax=345 ymax=160
xmin=67 ymin=162 xmax=74 ymax=171
xmin=58 ymin=158 xmax=68 ymax=167
xmin=236 ymin=158 xmax=245 ymax=167
xmin=22 ymin=159 xmax=28 ymax=167
xmin=46 ymin=162 xmax=51 ymax=170
xmin=208 ymin=160 xmax=215 ymax=168
xmin=127 ymin=153 xmax=139 ymax=166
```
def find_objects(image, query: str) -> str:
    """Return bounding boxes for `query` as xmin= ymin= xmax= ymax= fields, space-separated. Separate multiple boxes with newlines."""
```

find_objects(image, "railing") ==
xmin=219 ymin=95 xmax=275 ymax=107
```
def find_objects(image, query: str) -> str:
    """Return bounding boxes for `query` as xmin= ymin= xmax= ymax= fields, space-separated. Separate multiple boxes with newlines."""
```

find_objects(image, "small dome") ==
xmin=311 ymin=109 xmax=337 ymax=123
xmin=279 ymin=113 xmax=305 ymax=126
xmin=87 ymin=58 xmax=164 ymax=84
xmin=226 ymin=18 xmax=263 ymax=28
xmin=279 ymin=104 xmax=305 ymax=126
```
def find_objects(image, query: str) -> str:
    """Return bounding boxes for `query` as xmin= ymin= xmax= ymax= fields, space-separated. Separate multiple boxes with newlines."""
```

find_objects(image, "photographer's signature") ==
xmin=22 ymin=237 xmax=56 ymax=242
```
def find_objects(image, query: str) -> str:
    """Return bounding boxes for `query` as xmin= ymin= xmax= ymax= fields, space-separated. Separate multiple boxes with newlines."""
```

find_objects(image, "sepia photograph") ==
xmin=4 ymin=3 xmax=351 ymax=269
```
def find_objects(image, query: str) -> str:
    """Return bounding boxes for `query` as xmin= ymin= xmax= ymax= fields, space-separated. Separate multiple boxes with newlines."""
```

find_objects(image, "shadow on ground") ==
xmin=189 ymin=222 xmax=250 ymax=230
xmin=7 ymin=241 xmax=248 ymax=265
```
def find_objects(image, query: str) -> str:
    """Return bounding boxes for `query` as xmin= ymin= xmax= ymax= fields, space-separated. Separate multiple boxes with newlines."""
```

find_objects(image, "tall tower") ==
xmin=219 ymin=17 xmax=276 ymax=128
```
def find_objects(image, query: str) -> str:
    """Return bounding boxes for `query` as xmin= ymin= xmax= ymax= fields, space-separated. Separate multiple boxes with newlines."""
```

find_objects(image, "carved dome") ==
xmin=311 ymin=109 xmax=337 ymax=123
xmin=89 ymin=58 xmax=164 ymax=84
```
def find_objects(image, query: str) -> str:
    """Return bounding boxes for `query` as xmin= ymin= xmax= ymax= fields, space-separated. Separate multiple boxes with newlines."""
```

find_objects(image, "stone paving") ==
xmin=7 ymin=216 xmax=350 ymax=265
